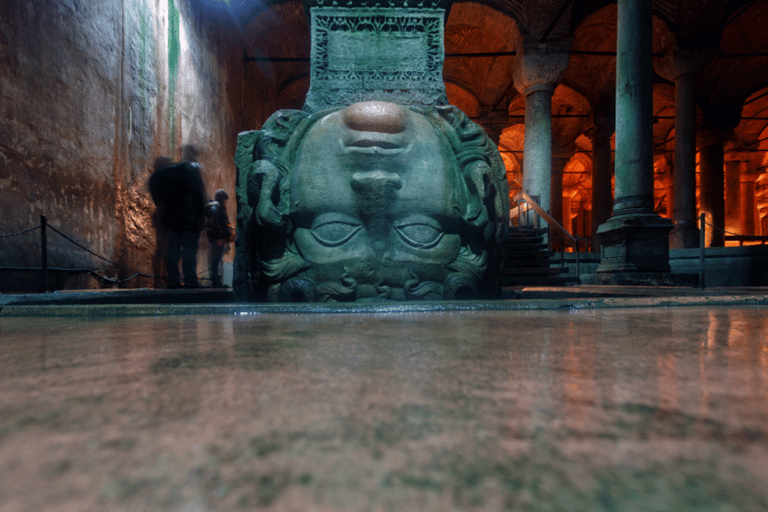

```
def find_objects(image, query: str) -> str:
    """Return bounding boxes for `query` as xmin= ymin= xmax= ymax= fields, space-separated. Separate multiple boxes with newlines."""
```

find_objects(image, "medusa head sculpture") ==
xmin=233 ymin=100 xmax=508 ymax=302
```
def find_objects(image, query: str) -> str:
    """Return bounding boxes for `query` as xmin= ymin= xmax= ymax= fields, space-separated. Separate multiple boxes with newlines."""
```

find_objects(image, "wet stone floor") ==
xmin=1 ymin=306 xmax=767 ymax=512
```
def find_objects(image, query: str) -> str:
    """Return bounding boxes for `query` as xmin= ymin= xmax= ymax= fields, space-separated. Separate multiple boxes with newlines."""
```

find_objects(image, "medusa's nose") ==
xmin=342 ymin=101 xmax=408 ymax=134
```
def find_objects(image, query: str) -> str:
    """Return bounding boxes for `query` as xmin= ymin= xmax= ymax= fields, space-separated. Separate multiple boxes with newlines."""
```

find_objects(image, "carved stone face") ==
xmin=290 ymin=101 xmax=463 ymax=295
xmin=234 ymin=100 xmax=508 ymax=302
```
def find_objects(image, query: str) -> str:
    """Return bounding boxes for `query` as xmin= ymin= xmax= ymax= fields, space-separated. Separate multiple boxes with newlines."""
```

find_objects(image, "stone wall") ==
xmin=0 ymin=0 xmax=254 ymax=291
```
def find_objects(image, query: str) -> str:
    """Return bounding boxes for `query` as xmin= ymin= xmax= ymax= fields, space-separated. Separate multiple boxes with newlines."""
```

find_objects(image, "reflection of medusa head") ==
xmin=234 ymin=101 xmax=509 ymax=302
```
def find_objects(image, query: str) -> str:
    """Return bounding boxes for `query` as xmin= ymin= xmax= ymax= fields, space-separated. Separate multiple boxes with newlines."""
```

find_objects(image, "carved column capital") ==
xmin=654 ymin=48 xmax=713 ymax=81
xmin=513 ymin=38 xmax=571 ymax=96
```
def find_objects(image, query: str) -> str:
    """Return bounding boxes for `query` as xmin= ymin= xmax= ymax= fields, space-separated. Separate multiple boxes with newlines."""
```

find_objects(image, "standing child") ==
xmin=205 ymin=189 xmax=234 ymax=288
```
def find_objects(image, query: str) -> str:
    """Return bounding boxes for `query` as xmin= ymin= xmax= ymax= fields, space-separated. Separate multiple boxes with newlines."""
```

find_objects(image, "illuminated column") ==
xmin=513 ymin=38 xmax=570 ymax=228
xmin=563 ymin=193 xmax=574 ymax=235
xmin=662 ymin=155 xmax=674 ymax=219
xmin=550 ymin=153 xmax=573 ymax=250
xmin=551 ymin=153 xmax=572 ymax=227
xmin=654 ymin=49 xmax=710 ymax=248
xmin=724 ymin=157 xmax=744 ymax=239
xmin=741 ymin=165 xmax=759 ymax=236
xmin=596 ymin=0 xmax=673 ymax=277
xmin=589 ymin=109 xmax=615 ymax=251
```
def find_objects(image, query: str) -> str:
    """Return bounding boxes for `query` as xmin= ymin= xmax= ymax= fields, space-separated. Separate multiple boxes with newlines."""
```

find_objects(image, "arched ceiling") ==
xmin=218 ymin=0 xmax=768 ymax=159
xmin=443 ymin=2 xmax=518 ymax=109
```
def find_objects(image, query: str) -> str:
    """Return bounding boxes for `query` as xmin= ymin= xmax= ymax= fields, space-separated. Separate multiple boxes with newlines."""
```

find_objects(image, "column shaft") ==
xmin=699 ymin=143 xmax=725 ymax=247
xmin=671 ymin=72 xmax=699 ymax=248
xmin=614 ymin=0 xmax=653 ymax=212
xmin=522 ymin=89 xmax=553 ymax=214
xmin=590 ymin=130 xmax=613 ymax=250
xmin=551 ymin=156 xmax=570 ymax=227
xmin=724 ymin=159 xmax=742 ymax=237
xmin=741 ymin=172 xmax=757 ymax=236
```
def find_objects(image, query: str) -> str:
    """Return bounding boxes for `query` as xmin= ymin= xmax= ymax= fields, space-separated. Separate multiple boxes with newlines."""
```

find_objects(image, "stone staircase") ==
xmin=501 ymin=226 xmax=576 ymax=287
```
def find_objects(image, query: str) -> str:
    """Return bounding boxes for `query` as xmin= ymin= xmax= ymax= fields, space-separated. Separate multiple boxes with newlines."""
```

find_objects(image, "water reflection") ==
xmin=0 ymin=307 xmax=767 ymax=510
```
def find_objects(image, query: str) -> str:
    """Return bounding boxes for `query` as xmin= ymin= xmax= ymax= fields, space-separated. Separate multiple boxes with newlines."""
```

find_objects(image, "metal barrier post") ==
xmin=576 ymin=239 xmax=581 ymax=285
xmin=699 ymin=212 xmax=705 ymax=289
xmin=41 ymin=215 xmax=49 ymax=292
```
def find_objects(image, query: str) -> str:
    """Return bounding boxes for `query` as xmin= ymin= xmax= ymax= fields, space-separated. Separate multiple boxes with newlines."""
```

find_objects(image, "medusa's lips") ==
xmin=342 ymin=131 xmax=409 ymax=154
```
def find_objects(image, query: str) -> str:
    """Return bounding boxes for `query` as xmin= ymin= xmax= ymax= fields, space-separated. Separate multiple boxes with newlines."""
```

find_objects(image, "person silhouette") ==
xmin=148 ymin=145 xmax=207 ymax=288
xmin=205 ymin=189 xmax=234 ymax=288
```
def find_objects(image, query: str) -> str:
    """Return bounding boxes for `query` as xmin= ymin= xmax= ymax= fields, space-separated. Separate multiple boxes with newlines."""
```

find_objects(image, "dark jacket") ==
xmin=149 ymin=162 xmax=206 ymax=232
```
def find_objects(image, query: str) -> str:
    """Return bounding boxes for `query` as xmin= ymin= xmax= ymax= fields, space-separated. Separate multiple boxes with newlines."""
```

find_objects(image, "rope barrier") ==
xmin=703 ymin=219 xmax=745 ymax=237
xmin=50 ymin=225 xmax=222 ymax=283
xmin=2 ymin=218 xmax=222 ymax=288
xmin=0 ymin=224 xmax=42 ymax=238
xmin=48 ymin=225 xmax=131 ymax=270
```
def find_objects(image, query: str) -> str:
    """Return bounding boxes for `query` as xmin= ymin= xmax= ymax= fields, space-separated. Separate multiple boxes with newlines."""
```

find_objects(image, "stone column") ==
xmin=550 ymin=153 xmax=573 ymax=250
xmin=589 ymin=110 xmax=615 ymax=251
xmin=513 ymin=38 xmax=570 ymax=227
xmin=563 ymin=193 xmax=573 ymax=234
xmin=662 ymin=155 xmax=674 ymax=220
xmin=654 ymin=49 xmax=710 ymax=248
xmin=741 ymin=165 xmax=759 ymax=236
xmin=550 ymin=153 xmax=572 ymax=226
xmin=724 ymin=157 xmax=743 ymax=239
xmin=596 ymin=0 xmax=673 ymax=279
xmin=698 ymin=128 xmax=729 ymax=247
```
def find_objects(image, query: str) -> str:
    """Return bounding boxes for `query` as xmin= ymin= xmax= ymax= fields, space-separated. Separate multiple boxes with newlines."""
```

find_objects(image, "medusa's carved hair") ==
xmin=234 ymin=104 xmax=508 ymax=302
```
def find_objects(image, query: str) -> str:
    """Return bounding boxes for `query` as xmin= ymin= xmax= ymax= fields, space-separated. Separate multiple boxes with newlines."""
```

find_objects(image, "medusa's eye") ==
xmin=311 ymin=213 xmax=363 ymax=247
xmin=395 ymin=215 xmax=444 ymax=249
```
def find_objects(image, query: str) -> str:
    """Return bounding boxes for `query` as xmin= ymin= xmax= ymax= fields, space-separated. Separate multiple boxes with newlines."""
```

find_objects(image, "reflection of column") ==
xmin=589 ymin=110 xmax=615 ymax=251
xmin=596 ymin=0 xmax=673 ymax=277
xmin=725 ymin=158 xmax=743 ymax=238
xmin=658 ymin=353 xmax=679 ymax=410
xmin=513 ymin=38 xmax=570 ymax=228
xmin=654 ymin=49 xmax=710 ymax=248
xmin=698 ymin=128 xmax=729 ymax=247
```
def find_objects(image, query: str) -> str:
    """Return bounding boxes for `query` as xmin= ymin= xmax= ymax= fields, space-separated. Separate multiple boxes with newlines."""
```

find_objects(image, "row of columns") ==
xmin=512 ymin=0 xmax=754 ymax=281
xmin=655 ymin=153 xmax=762 ymax=245
xmin=654 ymin=49 xmax=710 ymax=248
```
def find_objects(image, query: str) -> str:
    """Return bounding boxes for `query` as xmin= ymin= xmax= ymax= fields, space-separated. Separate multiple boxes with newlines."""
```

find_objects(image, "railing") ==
xmin=509 ymin=191 xmax=588 ymax=284
xmin=0 ymin=215 xmax=220 ymax=292
xmin=697 ymin=213 xmax=768 ymax=289
xmin=723 ymin=234 xmax=768 ymax=246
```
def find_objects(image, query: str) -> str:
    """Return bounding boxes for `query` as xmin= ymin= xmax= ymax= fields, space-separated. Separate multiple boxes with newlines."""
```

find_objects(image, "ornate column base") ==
xmin=596 ymin=212 xmax=673 ymax=277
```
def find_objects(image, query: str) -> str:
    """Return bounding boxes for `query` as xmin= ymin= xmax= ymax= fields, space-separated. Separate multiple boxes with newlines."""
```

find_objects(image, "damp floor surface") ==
xmin=1 ymin=306 xmax=767 ymax=511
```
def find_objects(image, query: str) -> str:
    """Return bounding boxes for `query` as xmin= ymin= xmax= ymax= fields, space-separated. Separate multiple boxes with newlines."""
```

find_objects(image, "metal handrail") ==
xmin=509 ymin=191 xmax=586 ymax=285
xmin=511 ymin=191 xmax=586 ymax=250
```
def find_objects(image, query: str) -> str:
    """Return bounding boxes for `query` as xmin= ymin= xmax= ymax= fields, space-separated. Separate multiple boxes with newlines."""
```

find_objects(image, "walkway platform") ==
xmin=1 ymin=285 xmax=768 ymax=316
